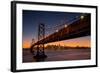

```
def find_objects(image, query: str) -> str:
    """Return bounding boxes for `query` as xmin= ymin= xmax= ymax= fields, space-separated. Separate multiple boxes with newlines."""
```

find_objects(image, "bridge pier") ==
xmin=34 ymin=23 xmax=47 ymax=60
xmin=34 ymin=46 xmax=47 ymax=59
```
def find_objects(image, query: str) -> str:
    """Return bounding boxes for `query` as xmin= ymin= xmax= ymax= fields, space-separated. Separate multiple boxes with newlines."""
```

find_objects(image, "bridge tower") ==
xmin=34 ymin=23 xmax=47 ymax=59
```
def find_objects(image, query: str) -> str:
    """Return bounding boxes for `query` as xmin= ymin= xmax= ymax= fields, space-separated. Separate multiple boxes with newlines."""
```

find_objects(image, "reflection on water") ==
xmin=23 ymin=48 xmax=91 ymax=63
xmin=33 ymin=57 xmax=46 ymax=62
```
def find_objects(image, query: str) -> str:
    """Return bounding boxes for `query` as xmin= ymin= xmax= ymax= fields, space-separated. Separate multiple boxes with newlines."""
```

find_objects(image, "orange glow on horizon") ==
xmin=45 ymin=40 xmax=90 ymax=47
xmin=23 ymin=37 xmax=91 ymax=49
xmin=23 ymin=41 xmax=31 ymax=48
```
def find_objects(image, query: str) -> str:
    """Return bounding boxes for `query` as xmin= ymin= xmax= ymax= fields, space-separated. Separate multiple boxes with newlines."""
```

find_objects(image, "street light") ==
xmin=56 ymin=29 xmax=58 ymax=32
xmin=64 ymin=24 xmax=67 ymax=28
xmin=80 ymin=15 xmax=84 ymax=19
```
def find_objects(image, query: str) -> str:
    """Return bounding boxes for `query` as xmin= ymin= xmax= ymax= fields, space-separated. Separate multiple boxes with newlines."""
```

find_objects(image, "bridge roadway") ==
xmin=31 ymin=14 xmax=90 ymax=47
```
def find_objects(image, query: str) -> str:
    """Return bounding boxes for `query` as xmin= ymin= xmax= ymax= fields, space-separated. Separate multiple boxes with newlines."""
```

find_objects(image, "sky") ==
xmin=22 ymin=10 xmax=90 ymax=48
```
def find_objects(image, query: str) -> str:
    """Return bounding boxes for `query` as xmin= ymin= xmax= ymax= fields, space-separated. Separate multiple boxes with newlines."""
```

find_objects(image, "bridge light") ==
xmin=64 ymin=24 xmax=67 ymax=28
xmin=56 ymin=29 xmax=58 ymax=32
xmin=81 ymin=15 xmax=84 ymax=19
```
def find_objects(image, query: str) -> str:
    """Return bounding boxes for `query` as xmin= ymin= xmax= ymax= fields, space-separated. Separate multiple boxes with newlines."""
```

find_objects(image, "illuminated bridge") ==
xmin=30 ymin=14 xmax=91 ymax=59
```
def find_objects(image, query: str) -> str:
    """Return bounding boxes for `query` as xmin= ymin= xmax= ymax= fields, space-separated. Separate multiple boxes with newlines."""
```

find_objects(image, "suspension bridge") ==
xmin=30 ymin=14 xmax=91 ymax=60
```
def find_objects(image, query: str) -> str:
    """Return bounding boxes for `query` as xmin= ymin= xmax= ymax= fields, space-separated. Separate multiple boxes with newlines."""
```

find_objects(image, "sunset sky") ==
xmin=22 ymin=10 xmax=90 ymax=48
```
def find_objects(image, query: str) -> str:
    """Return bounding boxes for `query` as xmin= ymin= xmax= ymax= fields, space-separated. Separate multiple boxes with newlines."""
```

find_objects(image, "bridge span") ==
xmin=31 ymin=14 xmax=90 ymax=47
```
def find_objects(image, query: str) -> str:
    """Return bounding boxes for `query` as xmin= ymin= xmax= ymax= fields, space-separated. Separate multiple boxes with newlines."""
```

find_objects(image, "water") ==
xmin=23 ymin=48 xmax=90 ymax=63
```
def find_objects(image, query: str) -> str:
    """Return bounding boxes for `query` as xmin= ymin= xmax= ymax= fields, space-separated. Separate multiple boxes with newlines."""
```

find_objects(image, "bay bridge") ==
xmin=30 ymin=14 xmax=91 ymax=60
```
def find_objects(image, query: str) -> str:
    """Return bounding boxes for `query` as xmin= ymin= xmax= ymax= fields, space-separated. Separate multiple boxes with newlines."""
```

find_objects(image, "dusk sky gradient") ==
xmin=22 ymin=10 xmax=90 ymax=48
